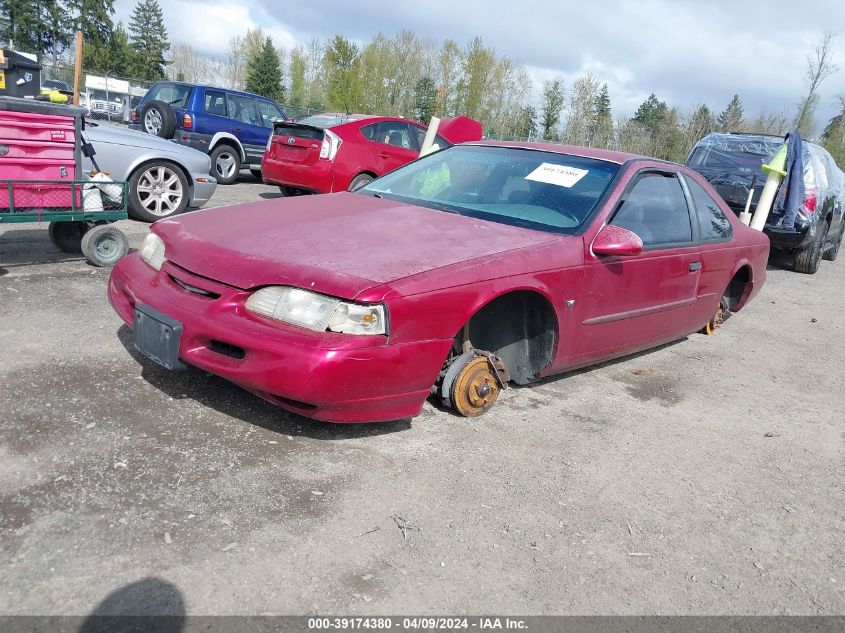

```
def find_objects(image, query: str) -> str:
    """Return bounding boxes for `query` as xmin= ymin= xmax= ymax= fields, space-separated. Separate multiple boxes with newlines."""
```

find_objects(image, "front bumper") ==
xmin=108 ymin=254 xmax=451 ymax=423
xmin=187 ymin=172 xmax=217 ymax=208
xmin=261 ymin=153 xmax=334 ymax=193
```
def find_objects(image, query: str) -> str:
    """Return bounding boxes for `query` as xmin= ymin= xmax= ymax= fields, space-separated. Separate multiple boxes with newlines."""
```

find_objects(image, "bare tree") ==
xmin=794 ymin=32 xmax=838 ymax=137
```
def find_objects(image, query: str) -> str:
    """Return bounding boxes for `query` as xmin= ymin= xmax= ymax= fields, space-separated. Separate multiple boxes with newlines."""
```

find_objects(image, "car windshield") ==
xmin=358 ymin=145 xmax=620 ymax=234
xmin=146 ymin=83 xmax=192 ymax=108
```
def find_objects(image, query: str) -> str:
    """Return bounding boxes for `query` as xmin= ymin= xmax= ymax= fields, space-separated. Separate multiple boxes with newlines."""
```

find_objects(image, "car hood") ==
xmin=85 ymin=123 xmax=206 ymax=157
xmin=155 ymin=193 xmax=563 ymax=299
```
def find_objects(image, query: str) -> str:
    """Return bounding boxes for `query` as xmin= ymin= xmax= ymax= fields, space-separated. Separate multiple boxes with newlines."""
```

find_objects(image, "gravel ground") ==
xmin=0 ymin=173 xmax=843 ymax=616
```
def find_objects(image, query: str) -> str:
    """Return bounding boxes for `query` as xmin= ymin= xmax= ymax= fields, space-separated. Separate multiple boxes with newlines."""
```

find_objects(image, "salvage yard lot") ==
xmin=0 ymin=175 xmax=843 ymax=615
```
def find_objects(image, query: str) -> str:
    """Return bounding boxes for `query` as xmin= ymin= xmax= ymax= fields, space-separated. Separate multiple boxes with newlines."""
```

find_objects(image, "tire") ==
xmin=348 ymin=173 xmax=374 ymax=192
xmin=48 ymin=221 xmax=87 ymax=253
xmin=81 ymin=225 xmax=129 ymax=267
xmin=822 ymin=223 xmax=843 ymax=262
xmin=277 ymin=185 xmax=299 ymax=196
xmin=794 ymin=221 xmax=829 ymax=274
xmin=249 ymin=166 xmax=262 ymax=179
xmin=210 ymin=144 xmax=241 ymax=185
xmin=128 ymin=161 xmax=190 ymax=222
xmin=140 ymin=100 xmax=176 ymax=138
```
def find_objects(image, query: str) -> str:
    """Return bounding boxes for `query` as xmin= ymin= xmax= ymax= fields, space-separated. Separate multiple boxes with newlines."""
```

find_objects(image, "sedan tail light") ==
xmin=183 ymin=113 xmax=193 ymax=130
xmin=319 ymin=129 xmax=342 ymax=161
xmin=130 ymin=109 xmax=138 ymax=122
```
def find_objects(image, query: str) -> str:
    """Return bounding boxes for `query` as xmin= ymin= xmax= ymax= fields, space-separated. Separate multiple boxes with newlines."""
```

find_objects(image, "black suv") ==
xmin=686 ymin=133 xmax=845 ymax=273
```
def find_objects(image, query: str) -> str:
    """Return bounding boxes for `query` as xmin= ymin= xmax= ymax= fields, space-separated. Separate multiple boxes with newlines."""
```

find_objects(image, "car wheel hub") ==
xmin=136 ymin=165 xmax=184 ymax=217
xmin=451 ymin=357 xmax=500 ymax=417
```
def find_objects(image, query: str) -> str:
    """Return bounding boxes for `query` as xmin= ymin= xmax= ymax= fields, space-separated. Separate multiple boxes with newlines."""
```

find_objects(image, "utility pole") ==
xmin=73 ymin=32 xmax=83 ymax=106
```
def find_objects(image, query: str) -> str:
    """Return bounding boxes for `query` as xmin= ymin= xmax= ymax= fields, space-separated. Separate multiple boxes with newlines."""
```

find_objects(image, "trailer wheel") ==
xmin=48 ymin=221 xmax=86 ymax=253
xmin=81 ymin=225 xmax=129 ymax=267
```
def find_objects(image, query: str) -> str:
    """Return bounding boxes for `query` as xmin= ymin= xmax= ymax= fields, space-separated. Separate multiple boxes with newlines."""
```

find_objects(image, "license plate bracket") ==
xmin=133 ymin=304 xmax=187 ymax=371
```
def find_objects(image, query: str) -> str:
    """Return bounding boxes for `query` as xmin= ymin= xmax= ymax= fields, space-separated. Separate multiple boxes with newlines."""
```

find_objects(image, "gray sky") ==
xmin=114 ymin=0 xmax=844 ymax=134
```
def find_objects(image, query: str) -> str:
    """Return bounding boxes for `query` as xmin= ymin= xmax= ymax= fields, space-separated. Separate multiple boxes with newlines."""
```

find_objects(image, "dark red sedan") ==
xmin=109 ymin=142 xmax=769 ymax=423
xmin=260 ymin=113 xmax=482 ymax=194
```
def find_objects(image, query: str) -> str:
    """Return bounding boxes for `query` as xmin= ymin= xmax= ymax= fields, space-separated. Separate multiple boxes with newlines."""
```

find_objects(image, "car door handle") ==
xmin=377 ymin=151 xmax=392 ymax=158
xmin=689 ymin=262 xmax=702 ymax=271
xmin=234 ymin=126 xmax=243 ymax=131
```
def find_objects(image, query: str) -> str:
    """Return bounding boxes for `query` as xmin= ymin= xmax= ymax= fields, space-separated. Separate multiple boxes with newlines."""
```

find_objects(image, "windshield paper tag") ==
xmin=525 ymin=163 xmax=588 ymax=188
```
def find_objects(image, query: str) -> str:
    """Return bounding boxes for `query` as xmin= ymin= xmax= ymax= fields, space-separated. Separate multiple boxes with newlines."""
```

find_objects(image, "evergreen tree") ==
xmin=821 ymin=99 xmax=845 ymax=169
xmin=717 ymin=94 xmax=744 ymax=132
xmin=108 ymin=22 xmax=132 ymax=77
xmin=540 ymin=78 xmax=566 ymax=140
xmin=412 ymin=76 xmax=437 ymax=124
xmin=0 ymin=0 xmax=72 ymax=63
xmin=632 ymin=93 xmax=669 ymax=134
xmin=69 ymin=0 xmax=115 ymax=72
xmin=245 ymin=37 xmax=284 ymax=102
xmin=127 ymin=0 xmax=169 ymax=80
xmin=589 ymin=83 xmax=613 ymax=147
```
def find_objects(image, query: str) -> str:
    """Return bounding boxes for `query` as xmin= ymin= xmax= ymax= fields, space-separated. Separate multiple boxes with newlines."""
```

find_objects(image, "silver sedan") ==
xmin=83 ymin=122 xmax=217 ymax=222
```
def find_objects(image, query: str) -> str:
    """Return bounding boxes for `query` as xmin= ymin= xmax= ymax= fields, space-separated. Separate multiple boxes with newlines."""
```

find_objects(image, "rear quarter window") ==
xmin=685 ymin=177 xmax=733 ymax=241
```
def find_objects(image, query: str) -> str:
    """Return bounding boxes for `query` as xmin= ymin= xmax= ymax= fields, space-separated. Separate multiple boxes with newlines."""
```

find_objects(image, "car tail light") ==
xmin=130 ymin=110 xmax=138 ymax=122
xmin=319 ymin=129 xmax=342 ymax=161
xmin=266 ymin=133 xmax=273 ymax=152
xmin=183 ymin=113 xmax=193 ymax=130
xmin=803 ymin=186 xmax=817 ymax=215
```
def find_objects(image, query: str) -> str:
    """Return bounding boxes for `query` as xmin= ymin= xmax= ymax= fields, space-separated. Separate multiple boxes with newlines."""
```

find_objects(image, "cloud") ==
xmin=114 ymin=0 xmax=843 ymax=127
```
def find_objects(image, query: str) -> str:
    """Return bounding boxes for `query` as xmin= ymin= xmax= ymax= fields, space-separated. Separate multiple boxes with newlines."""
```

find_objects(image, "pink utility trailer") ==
xmin=0 ymin=97 xmax=130 ymax=267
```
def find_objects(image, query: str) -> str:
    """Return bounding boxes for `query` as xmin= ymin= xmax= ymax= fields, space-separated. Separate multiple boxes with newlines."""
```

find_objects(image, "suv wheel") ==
xmin=210 ymin=144 xmax=241 ymax=185
xmin=128 ymin=162 xmax=189 ymax=222
xmin=141 ymin=100 xmax=176 ymax=138
xmin=794 ymin=221 xmax=829 ymax=274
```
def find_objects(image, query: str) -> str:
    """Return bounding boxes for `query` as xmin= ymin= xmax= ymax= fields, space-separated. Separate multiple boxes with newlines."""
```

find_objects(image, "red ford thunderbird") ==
xmin=108 ymin=142 xmax=769 ymax=423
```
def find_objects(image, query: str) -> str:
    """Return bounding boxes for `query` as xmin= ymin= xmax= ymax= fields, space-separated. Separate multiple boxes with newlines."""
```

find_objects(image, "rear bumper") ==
xmin=261 ymin=152 xmax=334 ymax=193
xmin=764 ymin=223 xmax=812 ymax=250
xmin=108 ymin=254 xmax=451 ymax=423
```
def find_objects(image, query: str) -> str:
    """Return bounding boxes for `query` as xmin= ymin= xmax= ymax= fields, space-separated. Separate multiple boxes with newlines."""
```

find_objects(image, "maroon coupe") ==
xmin=109 ymin=142 xmax=769 ymax=423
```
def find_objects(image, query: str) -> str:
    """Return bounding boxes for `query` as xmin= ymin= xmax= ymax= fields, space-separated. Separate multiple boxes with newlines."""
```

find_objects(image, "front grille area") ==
xmin=208 ymin=340 xmax=246 ymax=359
xmin=168 ymin=274 xmax=221 ymax=299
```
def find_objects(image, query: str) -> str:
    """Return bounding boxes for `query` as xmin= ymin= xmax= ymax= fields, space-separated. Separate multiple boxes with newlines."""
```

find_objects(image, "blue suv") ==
xmin=130 ymin=82 xmax=286 ymax=184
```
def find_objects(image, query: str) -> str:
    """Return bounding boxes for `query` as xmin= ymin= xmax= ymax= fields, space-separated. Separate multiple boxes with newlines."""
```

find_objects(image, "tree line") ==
xmin=2 ymin=3 xmax=842 ymax=166
xmin=1 ymin=0 xmax=170 ymax=80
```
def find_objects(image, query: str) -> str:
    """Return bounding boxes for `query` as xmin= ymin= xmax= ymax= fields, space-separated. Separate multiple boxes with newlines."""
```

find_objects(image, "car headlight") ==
xmin=139 ymin=233 xmax=166 ymax=271
xmin=245 ymin=286 xmax=387 ymax=335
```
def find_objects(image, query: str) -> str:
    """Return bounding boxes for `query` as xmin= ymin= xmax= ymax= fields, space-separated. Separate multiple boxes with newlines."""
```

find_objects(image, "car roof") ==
xmin=464 ymin=140 xmax=646 ymax=165
xmin=149 ymin=80 xmax=280 ymax=103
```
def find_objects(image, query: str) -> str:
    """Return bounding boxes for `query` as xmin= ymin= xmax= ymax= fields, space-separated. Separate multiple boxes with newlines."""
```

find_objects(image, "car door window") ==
xmin=684 ymin=177 xmax=732 ymax=241
xmin=612 ymin=173 xmax=692 ymax=247
xmin=226 ymin=94 xmax=260 ymax=126
xmin=204 ymin=90 xmax=227 ymax=117
xmin=256 ymin=101 xmax=283 ymax=128
xmin=376 ymin=122 xmax=417 ymax=151
xmin=410 ymin=125 xmax=450 ymax=151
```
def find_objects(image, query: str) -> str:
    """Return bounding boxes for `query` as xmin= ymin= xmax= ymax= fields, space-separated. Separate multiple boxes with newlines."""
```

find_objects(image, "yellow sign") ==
xmin=0 ymin=50 xmax=5 ymax=65
xmin=0 ymin=69 xmax=5 ymax=90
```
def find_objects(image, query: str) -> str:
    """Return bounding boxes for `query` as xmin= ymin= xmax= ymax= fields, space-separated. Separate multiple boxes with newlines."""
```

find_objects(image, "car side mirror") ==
xmin=592 ymin=224 xmax=643 ymax=257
